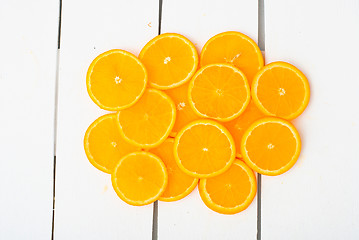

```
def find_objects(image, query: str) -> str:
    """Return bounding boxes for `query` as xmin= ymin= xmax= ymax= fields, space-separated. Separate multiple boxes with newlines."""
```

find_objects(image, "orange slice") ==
xmin=139 ymin=33 xmax=198 ymax=89
xmin=111 ymin=152 xmax=168 ymax=206
xmin=150 ymin=138 xmax=198 ymax=202
xmin=251 ymin=61 xmax=310 ymax=120
xmin=241 ymin=117 xmax=301 ymax=176
xmin=83 ymin=114 xmax=140 ymax=173
xmin=200 ymin=31 xmax=264 ymax=85
xmin=164 ymin=82 xmax=201 ymax=136
xmin=174 ymin=119 xmax=236 ymax=178
xmin=223 ymin=100 xmax=265 ymax=158
xmin=117 ymin=88 xmax=176 ymax=149
xmin=86 ymin=49 xmax=147 ymax=111
xmin=199 ymin=160 xmax=257 ymax=214
xmin=188 ymin=64 xmax=250 ymax=122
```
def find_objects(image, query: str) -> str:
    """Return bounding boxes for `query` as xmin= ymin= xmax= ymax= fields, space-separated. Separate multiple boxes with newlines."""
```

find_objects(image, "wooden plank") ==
xmin=262 ymin=0 xmax=359 ymax=239
xmin=54 ymin=0 xmax=158 ymax=239
xmin=158 ymin=1 xmax=259 ymax=239
xmin=0 ymin=1 xmax=58 ymax=239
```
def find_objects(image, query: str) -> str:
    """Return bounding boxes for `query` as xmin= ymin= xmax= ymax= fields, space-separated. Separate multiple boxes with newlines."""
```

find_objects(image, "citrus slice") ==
xmin=111 ymin=152 xmax=168 ymax=206
xmin=200 ymin=31 xmax=264 ymax=84
xmin=117 ymin=88 xmax=176 ymax=149
xmin=150 ymin=138 xmax=198 ymax=202
xmin=174 ymin=119 xmax=236 ymax=178
xmin=251 ymin=61 xmax=310 ymax=120
xmin=189 ymin=64 xmax=250 ymax=122
xmin=223 ymin=100 xmax=265 ymax=158
xmin=241 ymin=117 xmax=301 ymax=176
xmin=83 ymin=114 xmax=140 ymax=173
xmin=199 ymin=160 xmax=256 ymax=214
xmin=164 ymin=82 xmax=200 ymax=136
xmin=86 ymin=49 xmax=147 ymax=111
xmin=139 ymin=33 xmax=198 ymax=89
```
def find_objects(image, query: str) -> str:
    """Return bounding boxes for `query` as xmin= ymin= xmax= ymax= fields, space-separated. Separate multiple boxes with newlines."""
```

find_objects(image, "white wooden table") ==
xmin=1 ymin=0 xmax=358 ymax=239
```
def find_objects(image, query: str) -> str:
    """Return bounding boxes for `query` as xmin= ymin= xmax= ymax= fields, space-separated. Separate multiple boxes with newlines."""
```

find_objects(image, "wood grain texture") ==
xmin=158 ymin=0 xmax=259 ymax=239
xmin=263 ymin=0 xmax=359 ymax=239
xmin=54 ymin=0 xmax=158 ymax=239
xmin=0 ymin=1 xmax=58 ymax=239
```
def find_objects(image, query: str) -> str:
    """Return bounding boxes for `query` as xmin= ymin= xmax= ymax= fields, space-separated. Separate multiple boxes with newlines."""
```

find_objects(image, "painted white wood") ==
xmin=0 ymin=1 xmax=58 ymax=239
xmin=54 ymin=0 xmax=158 ymax=239
xmin=263 ymin=0 xmax=359 ymax=239
xmin=158 ymin=1 xmax=258 ymax=239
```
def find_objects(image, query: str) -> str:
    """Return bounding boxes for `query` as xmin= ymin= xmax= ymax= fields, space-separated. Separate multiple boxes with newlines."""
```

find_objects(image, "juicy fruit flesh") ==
xmin=150 ymin=139 xmax=197 ymax=200
xmin=165 ymin=82 xmax=200 ymax=134
xmin=245 ymin=121 xmax=298 ymax=171
xmin=117 ymin=89 xmax=175 ymax=147
xmin=190 ymin=64 xmax=250 ymax=121
xmin=140 ymin=34 xmax=198 ymax=88
xmin=112 ymin=152 xmax=167 ymax=205
xmin=176 ymin=122 xmax=234 ymax=176
xmin=84 ymin=114 xmax=139 ymax=173
xmin=89 ymin=51 xmax=146 ymax=108
xmin=200 ymin=32 xmax=263 ymax=85
xmin=223 ymin=101 xmax=265 ymax=157
xmin=256 ymin=67 xmax=306 ymax=118
xmin=205 ymin=162 xmax=252 ymax=208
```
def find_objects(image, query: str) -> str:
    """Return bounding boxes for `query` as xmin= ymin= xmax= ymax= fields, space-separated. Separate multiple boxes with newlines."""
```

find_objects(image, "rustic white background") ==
xmin=0 ymin=0 xmax=358 ymax=239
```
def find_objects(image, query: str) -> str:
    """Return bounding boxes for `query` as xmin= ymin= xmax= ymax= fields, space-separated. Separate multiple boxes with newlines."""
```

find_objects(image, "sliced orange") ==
xmin=150 ymin=138 xmax=198 ymax=202
xmin=251 ymin=62 xmax=310 ymax=120
xmin=84 ymin=114 xmax=140 ymax=173
xmin=164 ymin=82 xmax=201 ymax=136
xmin=241 ymin=117 xmax=301 ymax=176
xmin=199 ymin=160 xmax=256 ymax=214
xmin=174 ymin=119 xmax=236 ymax=178
xmin=111 ymin=152 xmax=167 ymax=206
xmin=139 ymin=33 xmax=198 ymax=89
xmin=223 ymin=100 xmax=265 ymax=158
xmin=200 ymin=31 xmax=264 ymax=85
xmin=117 ymin=88 xmax=176 ymax=149
xmin=86 ymin=49 xmax=147 ymax=111
xmin=188 ymin=63 xmax=250 ymax=122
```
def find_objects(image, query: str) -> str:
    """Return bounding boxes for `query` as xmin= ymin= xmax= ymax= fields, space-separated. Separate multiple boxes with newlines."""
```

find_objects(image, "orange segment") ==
xmin=241 ymin=117 xmax=301 ymax=176
xmin=150 ymin=138 xmax=198 ymax=202
xmin=117 ymin=88 xmax=176 ymax=149
xmin=189 ymin=64 xmax=250 ymax=122
xmin=200 ymin=31 xmax=264 ymax=84
xmin=251 ymin=61 xmax=310 ymax=120
xmin=174 ymin=120 xmax=236 ymax=178
xmin=223 ymin=100 xmax=265 ymax=158
xmin=111 ymin=152 xmax=168 ymax=206
xmin=199 ymin=160 xmax=257 ymax=214
xmin=164 ymin=82 xmax=201 ymax=136
xmin=83 ymin=114 xmax=140 ymax=173
xmin=139 ymin=33 xmax=198 ymax=89
xmin=86 ymin=49 xmax=147 ymax=111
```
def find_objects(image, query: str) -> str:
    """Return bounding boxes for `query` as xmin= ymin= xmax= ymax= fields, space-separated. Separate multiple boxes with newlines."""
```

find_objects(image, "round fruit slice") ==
xmin=84 ymin=114 xmax=140 ymax=173
xmin=174 ymin=119 xmax=236 ymax=178
xmin=86 ymin=49 xmax=147 ymax=111
xmin=111 ymin=152 xmax=168 ymax=206
xmin=150 ymin=138 xmax=198 ymax=202
xmin=164 ymin=82 xmax=200 ymax=136
xmin=241 ymin=117 xmax=301 ymax=176
xmin=251 ymin=61 xmax=310 ymax=120
xmin=200 ymin=31 xmax=264 ymax=85
xmin=139 ymin=33 xmax=198 ymax=89
xmin=199 ymin=160 xmax=257 ymax=214
xmin=189 ymin=64 xmax=250 ymax=122
xmin=117 ymin=88 xmax=176 ymax=149
xmin=223 ymin=100 xmax=265 ymax=158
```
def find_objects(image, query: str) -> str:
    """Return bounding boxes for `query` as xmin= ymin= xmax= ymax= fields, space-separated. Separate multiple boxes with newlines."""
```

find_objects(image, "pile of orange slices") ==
xmin=84 ymin=31 xmax=310 ymax=214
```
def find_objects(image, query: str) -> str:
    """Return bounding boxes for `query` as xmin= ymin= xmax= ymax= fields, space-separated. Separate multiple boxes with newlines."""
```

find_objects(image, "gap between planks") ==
xmin=52 ymin=0 xmax=62 ymax=239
